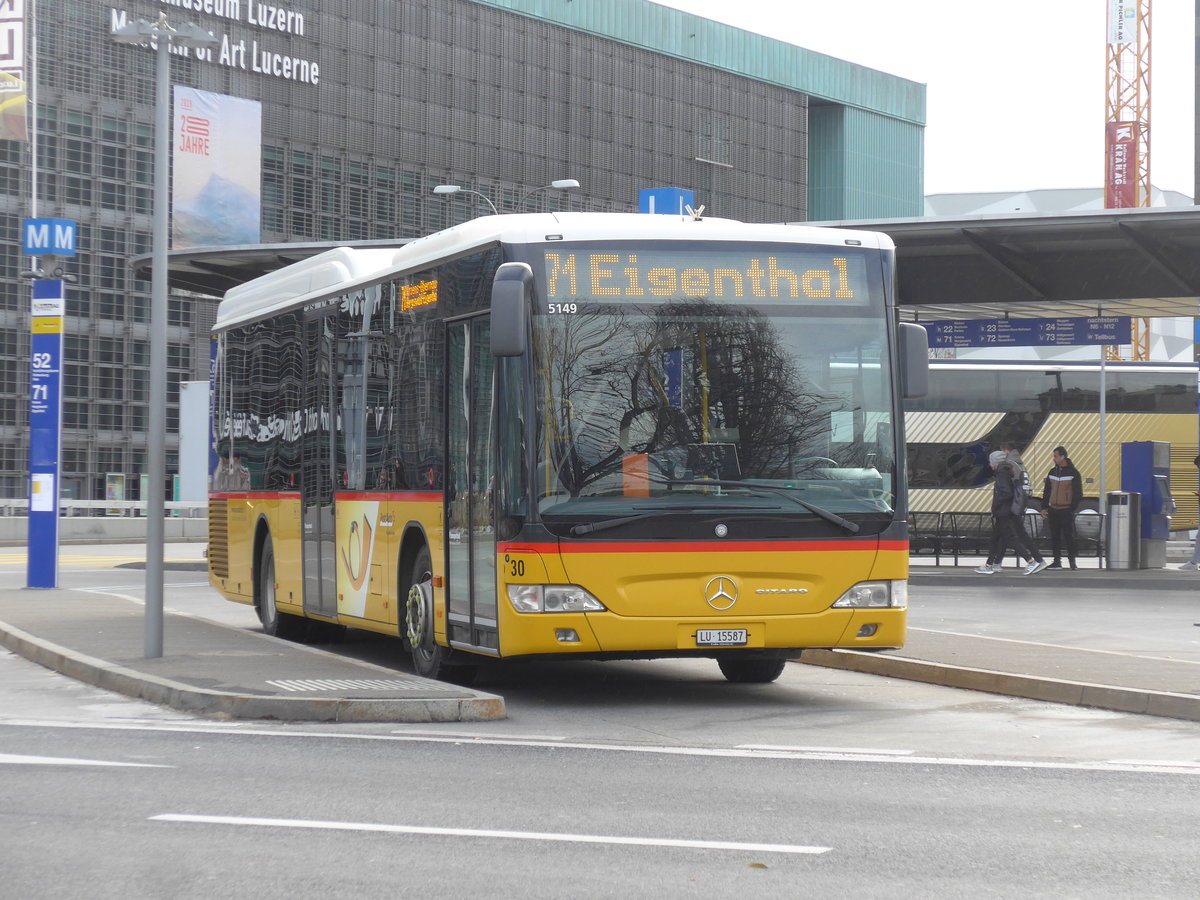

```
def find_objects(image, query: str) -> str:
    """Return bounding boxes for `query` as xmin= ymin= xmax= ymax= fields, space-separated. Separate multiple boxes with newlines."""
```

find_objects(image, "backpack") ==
xmin=1010 ymin=462 xmax=1033 ymax=514
xmin=1016 ymin=464 xmax=1033 ymax=499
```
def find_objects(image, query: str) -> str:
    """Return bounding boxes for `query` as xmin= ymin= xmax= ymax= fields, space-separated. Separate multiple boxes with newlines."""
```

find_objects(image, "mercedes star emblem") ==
xmin=704 ymin=575 xmax=738 ymax=610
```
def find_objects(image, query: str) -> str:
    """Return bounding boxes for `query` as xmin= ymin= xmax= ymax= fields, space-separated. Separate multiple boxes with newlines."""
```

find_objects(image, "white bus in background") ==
xmin=905 ymin=360 xmax=1199 ymax=530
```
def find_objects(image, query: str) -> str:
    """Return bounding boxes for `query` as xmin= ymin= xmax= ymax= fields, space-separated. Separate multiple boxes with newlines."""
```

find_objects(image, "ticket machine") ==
xmin=1121 ymin=441 xmax=1173 ymax=569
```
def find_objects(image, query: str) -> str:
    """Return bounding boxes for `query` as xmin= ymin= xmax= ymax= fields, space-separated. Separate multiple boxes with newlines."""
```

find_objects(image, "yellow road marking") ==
xmin=0 ymin=554 xmax=198 ymax=568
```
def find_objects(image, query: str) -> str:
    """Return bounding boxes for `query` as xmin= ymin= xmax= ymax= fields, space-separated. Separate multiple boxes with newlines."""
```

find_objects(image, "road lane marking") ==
xmin=738 ymin=744 xmax=915 ymax=756
xmin=151 ymin=813 xmax=832 ymax=855
xmin=267 ymin=677 xmax=460 ymax=693
xmin=0 ymin=752 xmax=170 ymax=768
xmin=6 ymin=721 xmax=1200 ymax=775
xmin=392 ymin=730 xmax=569 ymax=742
xmin=913 ymin=628 xmax=1200 ymax=666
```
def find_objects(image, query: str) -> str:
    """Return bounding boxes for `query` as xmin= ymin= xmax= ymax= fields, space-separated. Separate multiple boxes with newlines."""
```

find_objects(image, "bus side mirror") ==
xmin=491 ymin=262 xmax=533 ymax=357
xmin=899 ymin=322 xmax=928 ymax=399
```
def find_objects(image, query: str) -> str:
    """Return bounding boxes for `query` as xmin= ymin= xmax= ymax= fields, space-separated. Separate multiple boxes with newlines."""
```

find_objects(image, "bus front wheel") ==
xmin=717 ymin=657 xmax=787 ymax=684
xmin=256 ymin=540 xmax=308 ymax=641
xmin=405 ymin=546 xmax=477 ymax=686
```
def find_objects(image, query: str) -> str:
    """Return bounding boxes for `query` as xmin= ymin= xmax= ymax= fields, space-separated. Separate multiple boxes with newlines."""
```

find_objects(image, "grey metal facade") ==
xmin=0 ymin=0 xmax=923 ymax=500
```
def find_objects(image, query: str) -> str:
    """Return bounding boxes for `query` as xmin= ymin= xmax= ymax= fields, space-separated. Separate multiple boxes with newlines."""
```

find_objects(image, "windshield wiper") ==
xmin=569 ymin=505 xmax=764 ymax=536
xmin=649 ymin=478 xmax=861 ymax=534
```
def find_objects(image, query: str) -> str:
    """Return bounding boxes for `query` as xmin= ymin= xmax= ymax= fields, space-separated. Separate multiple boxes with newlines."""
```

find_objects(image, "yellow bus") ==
xmin=208 ymin=213 xmax=928 ymax=684
xmin=906 ymin=360 xmax=1199 ymax=529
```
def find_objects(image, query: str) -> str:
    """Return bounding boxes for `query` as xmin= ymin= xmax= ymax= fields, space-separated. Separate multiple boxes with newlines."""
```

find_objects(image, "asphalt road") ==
xmin=2 ymin=715 xmax=1198 ymax=898
xmin=3 ymin=546 xmax=1200 ymax=896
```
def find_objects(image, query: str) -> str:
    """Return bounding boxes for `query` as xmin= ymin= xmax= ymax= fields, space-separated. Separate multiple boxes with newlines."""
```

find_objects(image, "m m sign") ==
xmin=23 ymin=218 xmax=77 ymax=256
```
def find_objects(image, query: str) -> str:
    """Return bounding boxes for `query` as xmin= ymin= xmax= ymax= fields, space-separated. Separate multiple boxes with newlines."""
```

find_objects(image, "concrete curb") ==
xmin=0 ymin=619 xmax=506 ymax=723
xmin=800 ymin=649 xmax=1200 ymax=723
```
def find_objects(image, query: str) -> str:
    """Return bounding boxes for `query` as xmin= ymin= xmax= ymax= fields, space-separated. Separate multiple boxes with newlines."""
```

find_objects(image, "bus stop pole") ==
xmin=144 ymin=30 xmax=170 ymax=659
xmin=1098 ymin=346 xmax=1107 ymax=517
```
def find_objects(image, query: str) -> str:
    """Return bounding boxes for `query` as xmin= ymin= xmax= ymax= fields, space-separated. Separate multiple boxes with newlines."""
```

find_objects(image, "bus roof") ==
xmin=213 ymin=212 xmax=894 ymax=332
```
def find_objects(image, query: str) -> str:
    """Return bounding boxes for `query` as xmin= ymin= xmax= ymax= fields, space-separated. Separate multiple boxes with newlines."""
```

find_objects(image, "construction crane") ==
xmin=1104 ymin=0 xmax=1151 ymax=361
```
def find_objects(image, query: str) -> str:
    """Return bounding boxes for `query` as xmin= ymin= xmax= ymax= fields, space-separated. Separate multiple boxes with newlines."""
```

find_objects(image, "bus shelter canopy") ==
xmin=144 ymin=206 xmax=1200 ymax=322
xmin=818 ymin=205 xmax=1200 ymax=322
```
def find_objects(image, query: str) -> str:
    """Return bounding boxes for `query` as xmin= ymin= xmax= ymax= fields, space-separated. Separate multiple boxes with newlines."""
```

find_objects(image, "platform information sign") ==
xmin=28 ymin=279 xmax=64 ymax=588
xmin=924 ymin=316 xmax=1131 ymax=349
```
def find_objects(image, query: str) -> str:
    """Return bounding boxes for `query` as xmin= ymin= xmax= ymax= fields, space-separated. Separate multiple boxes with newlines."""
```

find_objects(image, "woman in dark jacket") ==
xmin=1039 ymin=445 xmax=1083 ymax=569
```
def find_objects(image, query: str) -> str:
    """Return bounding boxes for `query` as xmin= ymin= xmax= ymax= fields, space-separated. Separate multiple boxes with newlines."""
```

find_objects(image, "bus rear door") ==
xmin=301 ymin=310 xmax=338 ymax=618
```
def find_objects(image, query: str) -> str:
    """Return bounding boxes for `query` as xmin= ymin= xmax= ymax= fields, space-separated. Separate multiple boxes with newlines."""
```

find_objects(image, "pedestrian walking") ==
xmin=976 ymin=450 xmax=1047 ymax=575
xmin=1181 ymin=454 xmax=1200 ymax=571
xmin=997 ymin=442 xmax=1036 ymax=568
xmin=1040 ymin=445 xmax=1083 ymax=569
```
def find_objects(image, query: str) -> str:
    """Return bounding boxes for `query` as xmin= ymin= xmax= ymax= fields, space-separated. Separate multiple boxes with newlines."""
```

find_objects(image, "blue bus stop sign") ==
xmin=28 ymin=280 xmax=64 ymax=588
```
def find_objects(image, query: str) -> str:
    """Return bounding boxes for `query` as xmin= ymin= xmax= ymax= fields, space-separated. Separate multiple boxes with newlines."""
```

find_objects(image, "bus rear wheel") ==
xmin=404 ymin=546 xmax=477 ymax=686
xmin=717 ymin=657 xmax=787 ymax=684
xmin=256 ymin=539 xmax=308 ymax=641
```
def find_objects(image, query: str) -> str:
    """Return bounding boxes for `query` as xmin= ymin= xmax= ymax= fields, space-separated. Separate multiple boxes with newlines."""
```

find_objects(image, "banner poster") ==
xmin=1104 ymin=121 xmax=1138 ymax=209
xmin=105 ymin=473 xmax=126 ymax=517
xmin=1107 ymin=0 xmax=1135 ymax=44
xmin=0 ymin=0 xmax=28 ymax=142
xmin=172 ymin=87 xmax=262 ymax=249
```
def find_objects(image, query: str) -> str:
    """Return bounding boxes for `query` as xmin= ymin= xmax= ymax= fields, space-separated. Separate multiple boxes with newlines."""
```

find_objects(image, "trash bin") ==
xmin=1105 ymin=491 xmax=1140 ymax=570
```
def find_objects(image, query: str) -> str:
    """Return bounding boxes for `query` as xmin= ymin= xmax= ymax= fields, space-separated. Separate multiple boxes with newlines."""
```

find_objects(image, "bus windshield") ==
xmin=525 ymin=240 xmax=896 ymax=527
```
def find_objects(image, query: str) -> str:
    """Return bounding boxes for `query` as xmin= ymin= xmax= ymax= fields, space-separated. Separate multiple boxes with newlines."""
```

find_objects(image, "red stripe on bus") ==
xmin=499 ymin=539 xmax=909 ymax=554
xmin=334 ymin=491 xmax=442 ymax=502
xmin=211 ymin=491 xmax=443 ymax=502
xmin=210 ymin=491 xmax=301 ymax=500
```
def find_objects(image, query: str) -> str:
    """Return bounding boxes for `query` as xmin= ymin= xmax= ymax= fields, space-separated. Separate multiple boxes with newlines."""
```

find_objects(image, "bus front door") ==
xmin=446 ymin=317 xmax=500 ymax=655
xmin=301 ymin=312 xmax=338 ymax=618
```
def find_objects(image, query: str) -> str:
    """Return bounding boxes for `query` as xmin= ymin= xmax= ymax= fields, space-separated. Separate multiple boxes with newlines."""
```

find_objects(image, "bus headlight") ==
xmin=831 ymin=580 xmax=907 ymax=610
xmin=507 ymin=584 xmax=607 ymax=613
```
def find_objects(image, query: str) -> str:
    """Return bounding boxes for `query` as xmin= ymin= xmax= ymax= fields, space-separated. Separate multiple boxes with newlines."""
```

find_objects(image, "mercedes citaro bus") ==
xmin=208 ymin=212 xmax=928 ymax=684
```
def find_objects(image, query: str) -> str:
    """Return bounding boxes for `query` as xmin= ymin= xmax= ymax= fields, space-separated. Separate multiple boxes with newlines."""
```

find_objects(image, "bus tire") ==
xmin=256 ymin=539 xmax=308 ymax=641
xmin=717 ymin=657 xmax=787 ymax=684
xmin=405 ymin=546 xmax=477 ymax=686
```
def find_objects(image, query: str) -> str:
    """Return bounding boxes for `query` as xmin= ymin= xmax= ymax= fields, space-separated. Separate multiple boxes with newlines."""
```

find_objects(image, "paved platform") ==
xmin=0 ymin=541 xmax=1197 ymax=723
xmin=0 ymin=586 xmax=505 ymax=723
xmin=802 ymin=553 xmax=1200 ymax=721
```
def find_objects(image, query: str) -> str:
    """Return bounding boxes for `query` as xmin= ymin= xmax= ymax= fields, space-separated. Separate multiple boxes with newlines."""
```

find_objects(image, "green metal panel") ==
xmin=473 ymin=0 xmax=926 ymax=125
xmin=809 ymin=106 xmax=924 ymax=221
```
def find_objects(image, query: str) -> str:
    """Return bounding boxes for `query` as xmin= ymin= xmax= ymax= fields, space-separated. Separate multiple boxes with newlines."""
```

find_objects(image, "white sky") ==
xmin=653 ymin=0 xmax=1196 ymax=199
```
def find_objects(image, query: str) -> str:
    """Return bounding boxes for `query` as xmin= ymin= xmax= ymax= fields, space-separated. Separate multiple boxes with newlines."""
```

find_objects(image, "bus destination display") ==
xmin=925 ymin=316 xmax=1132 ymax=348
xmin=543 ymin=248 xmax=871 ymax=306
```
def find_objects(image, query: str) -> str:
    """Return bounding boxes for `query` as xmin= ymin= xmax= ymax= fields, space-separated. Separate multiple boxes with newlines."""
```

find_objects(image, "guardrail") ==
xmin=909 ymin=510 xmax=1106 ymax=566
xmin=0 ymin=500 xmax=208 ymax=517
xmin=0 ymin=502 xmax=210 ymax=544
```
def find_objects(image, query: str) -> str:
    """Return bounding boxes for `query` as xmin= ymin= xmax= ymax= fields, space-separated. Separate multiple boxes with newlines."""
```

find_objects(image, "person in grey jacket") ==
xmin=1040 ymin=445 xmax=1083 ymax=569
xmin=977 ymin=450 xmax=1048 ymax=575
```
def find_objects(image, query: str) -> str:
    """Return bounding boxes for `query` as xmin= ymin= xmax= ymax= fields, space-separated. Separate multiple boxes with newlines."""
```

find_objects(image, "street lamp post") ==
xmin=516 ymin=179 xmax=580 ymax=209
xmin=432 ymin=179 xmax=580 ymax=215
xmin=431 ymin=184 xmax=498 ymax=215
xmin=111 ymin=15 xmax=219 ymax=658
